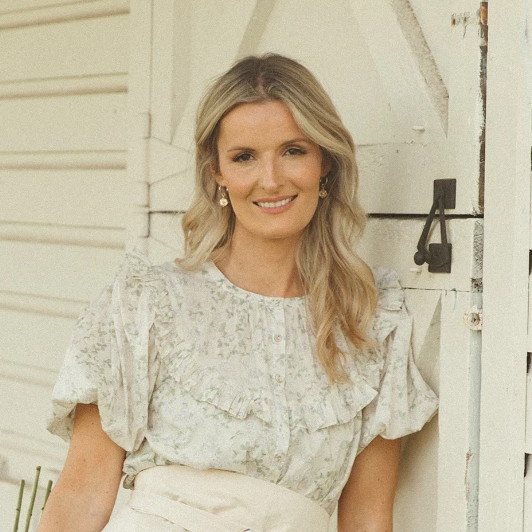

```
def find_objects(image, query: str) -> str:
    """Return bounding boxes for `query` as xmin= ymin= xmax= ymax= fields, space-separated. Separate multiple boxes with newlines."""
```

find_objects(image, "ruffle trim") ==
xmin=163 ymin=351 xmax=273 ymax=424
xmin=164 ymin=346 xmax=378 ymax=432
xmin=369 ymin=265 xmax=407 ymax=343
xmin=164 ymin=345 xmax=379 ymax=432
xmin=117 ymin=250 xmax=176 ymax=340
xmin=293 ymin=373 xmax=378 ymax=431
xmin=116 ymin=249 xmax=161 ymax=286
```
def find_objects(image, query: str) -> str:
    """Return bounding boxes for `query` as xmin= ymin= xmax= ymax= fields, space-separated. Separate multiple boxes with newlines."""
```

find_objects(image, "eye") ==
xmin=233 ymin=152 xmax=254 ymax=163
xmin=285 ymin=146 xmax=306 ymax=156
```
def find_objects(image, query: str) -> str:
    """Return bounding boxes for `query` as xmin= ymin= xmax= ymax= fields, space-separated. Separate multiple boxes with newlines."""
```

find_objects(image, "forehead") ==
xmin=217 ymin=101 xmax=306 ymax=144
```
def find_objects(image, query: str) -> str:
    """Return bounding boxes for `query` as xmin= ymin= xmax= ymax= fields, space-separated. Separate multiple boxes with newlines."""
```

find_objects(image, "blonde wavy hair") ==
xmin=181 ymin=53 xmax=377 ymax=382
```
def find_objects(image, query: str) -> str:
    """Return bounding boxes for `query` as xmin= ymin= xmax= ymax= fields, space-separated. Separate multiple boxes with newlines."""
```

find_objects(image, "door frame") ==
xmin=478 ymin=2 xmax=532 ymax=530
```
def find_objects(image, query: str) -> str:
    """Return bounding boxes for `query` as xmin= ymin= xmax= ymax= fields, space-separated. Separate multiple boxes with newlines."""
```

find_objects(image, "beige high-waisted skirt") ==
xmin=102 ymin=465 xmax=331 ymax=531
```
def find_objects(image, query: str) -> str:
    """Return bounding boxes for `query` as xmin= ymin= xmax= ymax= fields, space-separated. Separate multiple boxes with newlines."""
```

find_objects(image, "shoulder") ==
xmin=112 ymin=250 xmax=206 ymax=301
xmin=366 ymin=265 xmax=409 ymax=344
xmin=112 ymin=251 xmax=225 ymax=338
xmin=369 ymin=265 xmax=405 ymax=311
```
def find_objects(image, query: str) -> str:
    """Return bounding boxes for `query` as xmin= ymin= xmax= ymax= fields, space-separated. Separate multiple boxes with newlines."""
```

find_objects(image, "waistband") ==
xmin=127 ymin=465 xmax=331 ymax=532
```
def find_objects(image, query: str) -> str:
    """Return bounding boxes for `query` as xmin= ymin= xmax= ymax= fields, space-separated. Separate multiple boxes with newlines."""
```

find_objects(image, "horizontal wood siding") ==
xmin=0 ymin=3 xmax=130 ymax=529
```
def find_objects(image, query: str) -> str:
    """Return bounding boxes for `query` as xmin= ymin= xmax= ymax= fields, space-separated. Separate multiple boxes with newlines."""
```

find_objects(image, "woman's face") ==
xmin=214 ymin=100 xmax=329 ymax=246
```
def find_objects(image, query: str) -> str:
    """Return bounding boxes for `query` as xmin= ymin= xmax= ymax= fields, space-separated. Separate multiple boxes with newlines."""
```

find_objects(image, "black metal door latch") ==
xmin=413 ymin=179 xmax=456 ymax=273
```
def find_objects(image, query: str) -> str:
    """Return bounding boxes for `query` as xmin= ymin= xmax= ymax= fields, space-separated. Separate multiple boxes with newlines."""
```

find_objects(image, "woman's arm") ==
xmin=337 ymin=436 xmax=401 ymax=532
xmin=38 ymin=404 xmax=125 ymax=532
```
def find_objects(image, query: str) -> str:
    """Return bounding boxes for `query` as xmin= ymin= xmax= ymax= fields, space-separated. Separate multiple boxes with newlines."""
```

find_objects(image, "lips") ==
xmin=253 ymin=195 xmax=297 ymax=208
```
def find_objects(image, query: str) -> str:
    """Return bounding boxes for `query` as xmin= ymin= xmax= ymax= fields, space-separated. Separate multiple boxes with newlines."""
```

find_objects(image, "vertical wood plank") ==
xmin=526 ymin=365 xmax=532 ymax=453
xmin=478 ymin=2 xmax=532 ymax=530
xmin=447 ymin=0 xmax=486 ymax=215
xmin=150 ymin=0 xmax=189 ymax=144
xmin=127 ymin=0 xmax=152 ymax=253
xmin=525 ymin=455 xmax=532 ymax=531
xmin=437 ymin=290 xmax=481 ymax=532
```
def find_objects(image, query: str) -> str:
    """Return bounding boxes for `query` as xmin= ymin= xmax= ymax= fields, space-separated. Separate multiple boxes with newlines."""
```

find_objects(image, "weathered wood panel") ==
xmin=0 ymin=310 xmax=74 ymax=372
xmin=0 ymin=169 xmax=129 ymax=227
xmin=0 ymin=94 xmax=127 ymax=152
xmin=0 ymin=241 xmax=125 ymax=301
xmin=478 ymin=2 xmax=531 ymax=530
xmin=0 ymin=13 xmax=128 ymax=81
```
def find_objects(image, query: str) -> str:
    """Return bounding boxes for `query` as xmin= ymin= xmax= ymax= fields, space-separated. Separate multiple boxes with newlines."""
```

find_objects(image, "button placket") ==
xmin=271 ymin=305 xmax=286 ymax=385
xmin=269 ymin=302 xmax=289 ymax=479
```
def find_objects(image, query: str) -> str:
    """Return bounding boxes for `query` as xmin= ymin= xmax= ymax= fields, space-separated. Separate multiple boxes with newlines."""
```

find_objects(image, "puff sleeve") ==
xmin=46 ymin=251 xmax=159 ymax=452
xmin=357 ymin=267 xmax=438 ymax=452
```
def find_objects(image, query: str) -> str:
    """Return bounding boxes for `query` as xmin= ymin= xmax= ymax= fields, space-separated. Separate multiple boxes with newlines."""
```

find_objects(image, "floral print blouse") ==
xmin=47 ymin=251 xmax=438 ymax=515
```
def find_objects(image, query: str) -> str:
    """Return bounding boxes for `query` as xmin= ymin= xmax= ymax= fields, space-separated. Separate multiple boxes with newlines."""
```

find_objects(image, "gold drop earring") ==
xmin=218 ymin=185 xmax=229 ymax=207
xmin=318 ymin=177 xmax=328 ymax=199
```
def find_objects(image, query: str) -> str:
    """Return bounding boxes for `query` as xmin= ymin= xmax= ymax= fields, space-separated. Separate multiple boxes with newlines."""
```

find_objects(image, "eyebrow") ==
xmin=226 ymin=137 xmax=311 ymax=153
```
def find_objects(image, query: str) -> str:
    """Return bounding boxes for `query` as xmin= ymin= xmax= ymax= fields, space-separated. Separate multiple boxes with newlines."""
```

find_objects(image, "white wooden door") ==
xmin=128 ymin=1 xmax=486 ymax=530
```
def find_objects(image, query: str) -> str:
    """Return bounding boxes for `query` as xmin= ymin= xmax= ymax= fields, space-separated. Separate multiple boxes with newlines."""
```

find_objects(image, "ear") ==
xmin=210 ymin=160 xmax=225 ymax=186
xmin=320 ymin=151 xmax=332 ymax=178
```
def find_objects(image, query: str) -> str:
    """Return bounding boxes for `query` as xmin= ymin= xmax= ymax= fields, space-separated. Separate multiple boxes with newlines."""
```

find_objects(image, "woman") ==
xmin=39 ymin=53 xmax=438 ymax=531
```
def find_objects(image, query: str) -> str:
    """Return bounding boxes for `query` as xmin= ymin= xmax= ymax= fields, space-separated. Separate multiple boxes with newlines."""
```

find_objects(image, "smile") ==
xmin=254 ymin=196 xmax=296 ymax=208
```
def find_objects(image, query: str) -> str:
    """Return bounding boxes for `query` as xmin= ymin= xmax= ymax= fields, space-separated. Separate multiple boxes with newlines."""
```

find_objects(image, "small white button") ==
xmin=274 ymin=334 xmax=282 ymax=342
xmin=274 ymin=454 xmax=282 ymax=462
xmin=275 ymin=374 xmax=283 ymax=383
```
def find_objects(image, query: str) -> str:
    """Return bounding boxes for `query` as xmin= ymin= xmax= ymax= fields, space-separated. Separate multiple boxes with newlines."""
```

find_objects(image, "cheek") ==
xmin=297 ymin=162 xmax=323 ymax=190
xmin=300 ymin=153 xmax=325 ymax=178
xmin=226 ymin=180 xmax=252 ymax=199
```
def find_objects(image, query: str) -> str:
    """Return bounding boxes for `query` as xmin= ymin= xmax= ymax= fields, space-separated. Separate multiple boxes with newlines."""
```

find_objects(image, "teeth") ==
xmin=256 ymin=197 xmax=294 ymax=208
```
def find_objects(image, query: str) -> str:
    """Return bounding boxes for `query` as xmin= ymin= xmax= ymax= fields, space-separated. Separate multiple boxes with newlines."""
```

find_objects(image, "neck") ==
xmin=215 ymin=231 xmax=304 ymax=298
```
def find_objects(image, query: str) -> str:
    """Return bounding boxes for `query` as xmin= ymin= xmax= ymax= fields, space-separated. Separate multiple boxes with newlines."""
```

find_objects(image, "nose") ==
xmin=258 ymin=156 xmax=282 ymax=191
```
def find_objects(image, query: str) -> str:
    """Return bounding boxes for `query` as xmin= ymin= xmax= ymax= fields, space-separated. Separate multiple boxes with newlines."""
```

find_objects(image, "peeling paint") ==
xmin=478 ymin=3 xmax=488 ymax=213
xmin=471 ymin=278 xmax=483 ymax=292
xmin=479 ymin=4 xmax=488 ymax=27
xmin=465 ymin=449 xmax=479 ymax=529
xmin=472 ymin=220 xmax=484 ymax=281
xmin=451 ymin=11 xmax=473 ymax=37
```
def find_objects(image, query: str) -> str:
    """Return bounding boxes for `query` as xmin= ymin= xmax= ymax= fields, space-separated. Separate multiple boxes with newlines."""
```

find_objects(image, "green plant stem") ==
xmin=23 ymin=466 xmax=41 ymax=532
xmin=13 ymin=479 xmax=25 ymax=532
xmin=41 ymin=480 xmax=53 ymax=511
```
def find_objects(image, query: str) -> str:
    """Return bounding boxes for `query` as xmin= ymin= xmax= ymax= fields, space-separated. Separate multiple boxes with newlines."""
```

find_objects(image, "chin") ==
xmin=258 ymin=228 xmax=306 ymax=242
